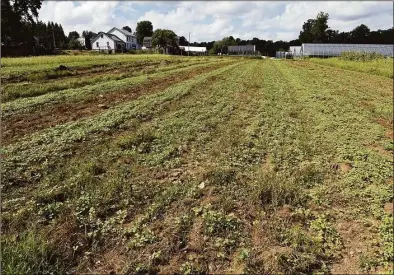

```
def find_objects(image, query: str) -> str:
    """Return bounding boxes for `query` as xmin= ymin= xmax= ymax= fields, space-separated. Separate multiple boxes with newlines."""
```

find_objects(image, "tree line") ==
xmin=1 ymin=0 xmax=393 ymax=57
xmin=189 ymin=12 xmax=393 ymax=56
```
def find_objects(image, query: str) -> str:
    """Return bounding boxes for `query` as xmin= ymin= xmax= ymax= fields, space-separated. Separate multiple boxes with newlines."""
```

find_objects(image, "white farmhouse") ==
xmin=108 ymin=27 xmax=138 ymax=50
xmin=91 ymin=32 xmax=125 ymax=51
xmin=91 ymin=27 xmax=139 ymax=51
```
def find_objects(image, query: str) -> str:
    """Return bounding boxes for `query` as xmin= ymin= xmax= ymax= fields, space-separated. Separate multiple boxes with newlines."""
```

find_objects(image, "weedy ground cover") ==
xmin=1 ymin=54 xmax=188 ymax=76
xmin=308 ymin=57 xmax=393 ymax=78
xmin=2 ymin=55 xmax=392 ymax=274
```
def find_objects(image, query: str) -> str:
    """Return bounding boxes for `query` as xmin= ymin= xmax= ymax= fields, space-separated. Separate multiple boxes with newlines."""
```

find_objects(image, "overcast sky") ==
xmin=39 ymin=1 xmax=393 ymax=42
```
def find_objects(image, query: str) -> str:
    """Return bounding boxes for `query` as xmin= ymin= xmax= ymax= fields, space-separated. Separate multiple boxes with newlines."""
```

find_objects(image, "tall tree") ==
xmin=122 ymin=26 xmax=132 ymax=33
xmin=151 ymin=29 xmax=177 ymax=51
xmin=209 ymin=36 xmax=237 ymax=54
xmin=1 ymin=0 xmax=43 ymax=45
xmin=311 ymin=12 xmax=329 ymax=42
xmin=136 ymin=20 xmax=153 ymax=44
xmin=82 ymin=30 xmax=97 ymax=50
xmin=299 ymin=19 xmax=315 ymax=43
xmin=68 ymin=31 xmax=80 ymax=41
xmin=178 ymin=36 xmax=188 ymax=46
xmin=350 ymin=24 xmax=370 ymax=43
xmin=299 ymin=12 xmax=329 ymax=43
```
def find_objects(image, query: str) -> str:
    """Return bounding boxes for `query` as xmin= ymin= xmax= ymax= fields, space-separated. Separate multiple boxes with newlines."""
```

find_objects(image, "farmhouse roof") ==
xmin=91 ymin=32 xmax=126 ymax=44
xmin=108 ymin=27 xmax=136 ymax=37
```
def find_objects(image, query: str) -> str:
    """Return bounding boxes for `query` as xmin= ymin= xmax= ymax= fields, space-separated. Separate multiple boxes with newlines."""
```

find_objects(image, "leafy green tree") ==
xmin=68 ymin=39 xmax=82 ymax=49
xmin=68 ymin=31 xmax=80 ymax=41
xmin=82 ymin=30 xmax=97 ymax=50
xmin=350 ymin=24 xmax=370 ymax=43
xmin=151 ymin=29 xmax=177 ymax=50
xmin=299 ymin=12 xmax=329 ymax=43
xmin=299 ymin=19 xmax=316 ymax=43
xmin=311 ymin=12 xmax=329 ymax=42
xmin=136 ymin=20 xmax=153 ymax=44
xmin=179 ymin=36 xmax=188 ymax=46
xmin=1 ymin=0 xmax=43 ymax=45
xmin=209 ymin=37 xmax=237 ymax=54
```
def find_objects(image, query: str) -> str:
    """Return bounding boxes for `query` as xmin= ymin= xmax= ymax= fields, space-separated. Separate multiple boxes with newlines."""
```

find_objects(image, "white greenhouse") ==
xmin=300 ymin=43 xmax=393 ymax=57
xmin=289 ymin=46 xmax=302 ymax=57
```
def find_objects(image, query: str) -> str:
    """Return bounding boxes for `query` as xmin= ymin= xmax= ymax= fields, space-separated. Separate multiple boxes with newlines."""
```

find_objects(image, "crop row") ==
xmin=2 ymin=59 xmax=233 ymax=117
xmin=2 ymin=59 xmax=215 ymax=102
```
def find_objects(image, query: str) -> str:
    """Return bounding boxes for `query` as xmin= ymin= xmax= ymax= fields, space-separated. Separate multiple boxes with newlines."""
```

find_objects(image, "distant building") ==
xmin=142 ymin=37 xmax=152 ymax=49
xmin=300 ymin=43 xmax=393 ymax=57
xmin=289 ymin=46 xmax=301 ymax=57
xmin=228 ymin=45 xmax=256 ymax=55
xmin=91 ymin=27 xmax=138 ymax=51
xmin=179 ymin=46 xmax=207 ymax=55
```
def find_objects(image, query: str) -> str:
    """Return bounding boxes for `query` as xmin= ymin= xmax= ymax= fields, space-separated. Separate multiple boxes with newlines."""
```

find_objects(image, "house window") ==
xmin=96 ymin=42 xmax=99 ymax=47
xmin=101 ymin=34 xmax=103 ymax=38
xmin=107 ymin=42 xmax=110 ymax=47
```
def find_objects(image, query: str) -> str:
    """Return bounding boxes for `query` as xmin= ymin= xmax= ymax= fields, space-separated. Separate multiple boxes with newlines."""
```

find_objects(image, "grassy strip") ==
xmin=308 ymin=57 xmax=393 ymax=78
xmin=274 ymin=59 xmax=393 ymax=271
xmin=2 ymin=60 xmax=232 ymax=117
xmin=1 ymin=54 xmax=184 ymax=76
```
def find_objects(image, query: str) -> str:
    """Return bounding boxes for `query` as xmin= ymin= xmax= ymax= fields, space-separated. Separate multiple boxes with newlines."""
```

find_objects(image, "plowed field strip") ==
xmin=3 ymin=62 xmax=242 ymax=189
xmin=2 ymin=62 xmax=232 ymax=143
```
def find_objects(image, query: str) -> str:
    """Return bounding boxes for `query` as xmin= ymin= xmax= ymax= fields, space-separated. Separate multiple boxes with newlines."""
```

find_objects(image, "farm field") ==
xmin=2 ymin=55 xmax=393 ymax=274
xmin=308 ymin=57 xmax=394 ymax=78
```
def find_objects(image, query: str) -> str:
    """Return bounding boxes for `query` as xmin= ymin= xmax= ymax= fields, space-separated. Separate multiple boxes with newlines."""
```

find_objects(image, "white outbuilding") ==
xmin=179 ymin=46 xmax=207 ymax=55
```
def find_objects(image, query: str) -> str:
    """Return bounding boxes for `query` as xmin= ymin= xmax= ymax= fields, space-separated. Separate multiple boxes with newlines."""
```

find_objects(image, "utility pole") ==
xmin=188 ymin=32 xmax=190 ymax=56
xmin=52 ymin=24 xmax=56 ymax=49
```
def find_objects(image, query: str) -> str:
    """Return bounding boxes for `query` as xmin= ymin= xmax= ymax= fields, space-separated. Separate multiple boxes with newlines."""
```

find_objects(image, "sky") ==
xmin=39 ymin=1 xmax=393 ymax=42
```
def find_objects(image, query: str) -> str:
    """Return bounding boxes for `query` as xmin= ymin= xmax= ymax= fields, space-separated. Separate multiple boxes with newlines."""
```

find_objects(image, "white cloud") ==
xmin=38 ymin=1 xmax=393 ymax=41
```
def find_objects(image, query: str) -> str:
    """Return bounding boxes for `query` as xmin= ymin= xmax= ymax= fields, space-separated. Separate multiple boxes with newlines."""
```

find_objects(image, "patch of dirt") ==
xmin=159 ymin=254 xmax=183 ymax=274
xmin=377 ymin=117 xmax=393 ymax=129
xmin=376 ymin=117 xmax=393 ymax=139
xmin=331 ymin=220 xmax=377 ymax=274
xmin=276 ymin=205 xmax=293 ymax=219
xmin=2 ymin=63 xmax=227 ymax=144
xmin=91 ymin=248 xmax=127 ymax=274
xmin=225 ymin=249 xmax=246 ymax=274
xmin=369 ymin=144 xmax=393 ymax=158
xmin=386 ymin=129 xmax=394 ymax=139
xmin=47 ymin=214 xmax=85 ymax=262
xmin=330 ymin=162 xmax=353 ymax=173
xmin=249 ymin=218 xmax=291 ymax=273
xmin=384 ymin=202 xmax=393 ymax=214
xmin=185 ymin=217 xmax=204 ymax=252
xmin=261 ymin=153 xmax=274 ymax=172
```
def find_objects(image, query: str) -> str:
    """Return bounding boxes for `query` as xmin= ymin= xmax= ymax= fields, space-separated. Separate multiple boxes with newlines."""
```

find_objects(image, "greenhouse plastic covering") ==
xmin=301 ymin=43 xmax=393 ymax=57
